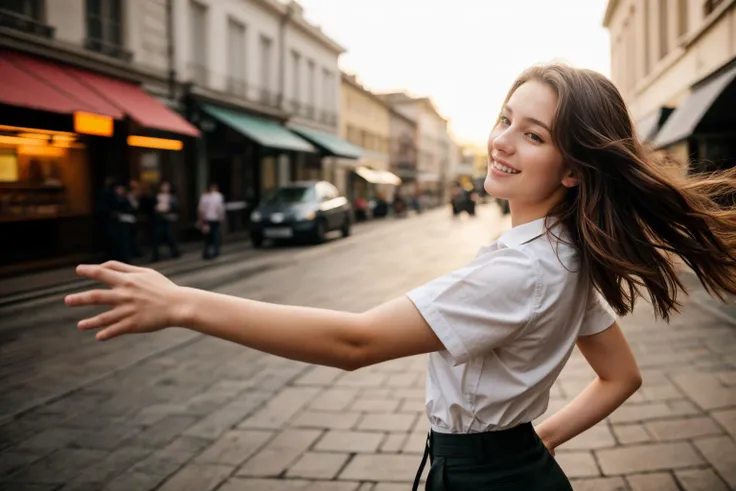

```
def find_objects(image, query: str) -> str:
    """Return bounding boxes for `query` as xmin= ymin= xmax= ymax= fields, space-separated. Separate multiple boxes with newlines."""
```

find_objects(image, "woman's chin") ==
xmin=484 ymin=176 xmax=509 ymax=199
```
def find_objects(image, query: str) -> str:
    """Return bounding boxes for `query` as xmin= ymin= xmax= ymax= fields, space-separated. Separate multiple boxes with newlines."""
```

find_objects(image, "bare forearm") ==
xmin=175 ymin=286 xmax=363 ymax=370
xmin=536 ymin=377 xmax=641 ymax=450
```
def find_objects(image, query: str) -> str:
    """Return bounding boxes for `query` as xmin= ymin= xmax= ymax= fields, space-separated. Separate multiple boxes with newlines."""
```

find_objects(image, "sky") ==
xmin=296 ymin=0 xmax=612 ymax=146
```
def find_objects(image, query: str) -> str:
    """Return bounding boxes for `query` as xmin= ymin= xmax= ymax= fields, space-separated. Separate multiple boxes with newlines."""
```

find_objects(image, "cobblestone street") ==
xmin=1 ymin=204 xmax=735 ymax=491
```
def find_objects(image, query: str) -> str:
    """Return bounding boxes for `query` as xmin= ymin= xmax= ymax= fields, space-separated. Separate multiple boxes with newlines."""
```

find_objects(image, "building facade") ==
xmin=380 ymin=94 xmax=450 ymax=206
xmin=0 ymin=0 xmax=200 ymax=271
xmin=387 ymin=107 xmax=418 ymax=197
xmin=604 ymin=0 xmax=736 ymax=172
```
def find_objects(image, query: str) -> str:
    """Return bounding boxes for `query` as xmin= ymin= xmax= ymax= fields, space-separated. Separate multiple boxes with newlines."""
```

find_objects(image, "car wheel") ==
xmin=341 ymin=215 xmax=351 ymax=238
xmin=313 ymin=219 xmax=327 ymax=244
xmin=251 ymin=233 xmax=264 ymax=248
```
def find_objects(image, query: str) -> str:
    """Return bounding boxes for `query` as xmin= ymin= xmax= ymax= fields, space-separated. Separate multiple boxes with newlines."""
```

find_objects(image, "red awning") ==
xmin=72 ymin=69 xmax=200 ymax=137
xmin=0 ymin=51 xmax=200 ymax=137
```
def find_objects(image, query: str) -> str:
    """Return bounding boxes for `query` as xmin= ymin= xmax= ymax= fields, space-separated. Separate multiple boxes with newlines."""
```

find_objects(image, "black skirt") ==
xmin=412 ymin=423 xmax=573 ymax=491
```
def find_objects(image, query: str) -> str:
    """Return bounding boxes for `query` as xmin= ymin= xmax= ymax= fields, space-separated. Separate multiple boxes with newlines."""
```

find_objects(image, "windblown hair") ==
xmin=504 ymin=63 xmax=736 ymax=321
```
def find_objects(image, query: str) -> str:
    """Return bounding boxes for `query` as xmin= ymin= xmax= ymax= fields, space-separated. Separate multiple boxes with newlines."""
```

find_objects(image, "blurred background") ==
xmin=0 ymin=1 xmax=735 ymax=490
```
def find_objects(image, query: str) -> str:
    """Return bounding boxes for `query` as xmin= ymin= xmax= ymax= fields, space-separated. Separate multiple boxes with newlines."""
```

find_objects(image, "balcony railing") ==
xmin=188 ymin=63 xmax=209 ymax=87
xmin=84 ymin=37 xmax=132 ymax=62
xmin=226 ymin=77 xmax=247 ymax=99
xmin=320 ymin=110 xmax=337 ymax=127
xmin=0 ymin=9 xmax=54 ymax=38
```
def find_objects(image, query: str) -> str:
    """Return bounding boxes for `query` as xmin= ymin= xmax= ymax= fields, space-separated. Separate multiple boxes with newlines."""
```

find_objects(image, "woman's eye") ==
xmin=527 ymin=133 xmax=544 ymax=143
xmin=498 ymin=116 xmax=510 ymax=126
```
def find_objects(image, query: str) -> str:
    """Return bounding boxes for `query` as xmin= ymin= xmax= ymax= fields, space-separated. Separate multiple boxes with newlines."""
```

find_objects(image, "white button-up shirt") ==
xmin=407 ymin=217 xmax=616 ymax=434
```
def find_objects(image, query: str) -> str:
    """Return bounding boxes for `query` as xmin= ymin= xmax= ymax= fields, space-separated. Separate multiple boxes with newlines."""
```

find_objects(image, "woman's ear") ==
xmin=561 ymin=170 xmax=579 ymax=188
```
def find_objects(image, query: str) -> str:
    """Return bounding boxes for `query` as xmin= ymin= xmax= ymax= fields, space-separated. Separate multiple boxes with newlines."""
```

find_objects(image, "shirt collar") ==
xmin=497 ymin=217 xmax=550 ymax=249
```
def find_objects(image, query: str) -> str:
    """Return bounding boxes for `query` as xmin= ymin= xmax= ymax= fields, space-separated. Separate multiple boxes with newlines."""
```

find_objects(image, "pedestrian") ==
xmin=66 ymin=63 xmax=736 ymax=490
xmin=127 ymin=179 xmax=143 ymax=258
xmin=109 ymin=183 xmax=135 ymax=263
xmin=150 ymin=181 xmax=181 ymax=262
xmin=198 ymin=182 xmax=225 ymax=259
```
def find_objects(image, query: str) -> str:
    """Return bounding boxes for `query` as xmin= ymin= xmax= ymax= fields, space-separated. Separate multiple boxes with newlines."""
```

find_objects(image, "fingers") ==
xmin=75 ymin=264 xmax=125 ymax=286
xmin=65 ymin=289 xmax=121 ymax=307
xmin=77 ymin=306 xmax=131 ymax=331
xmin=101 ymin=261 xmax=147 ymax=273
xmin=96 ymin=320 xmax=132 ymax=341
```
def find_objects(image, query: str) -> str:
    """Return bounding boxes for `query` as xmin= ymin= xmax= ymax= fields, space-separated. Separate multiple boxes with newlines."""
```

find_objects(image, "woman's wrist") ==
xmin=169 ymin=286 xmax=197 ymax=328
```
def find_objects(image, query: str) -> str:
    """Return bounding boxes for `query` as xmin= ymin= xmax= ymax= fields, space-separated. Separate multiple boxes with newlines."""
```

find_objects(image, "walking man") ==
xmin=198 ymin=182 xmax=225 ymax=259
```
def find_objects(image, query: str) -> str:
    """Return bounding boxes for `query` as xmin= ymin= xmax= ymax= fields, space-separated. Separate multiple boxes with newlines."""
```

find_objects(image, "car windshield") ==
xmin=263 ymin=186 xmax=315 ymax=204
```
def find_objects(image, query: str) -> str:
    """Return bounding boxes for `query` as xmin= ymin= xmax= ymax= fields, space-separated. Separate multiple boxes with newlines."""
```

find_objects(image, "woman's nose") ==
xmin=491 ymin=129 xmax=514 ymax=155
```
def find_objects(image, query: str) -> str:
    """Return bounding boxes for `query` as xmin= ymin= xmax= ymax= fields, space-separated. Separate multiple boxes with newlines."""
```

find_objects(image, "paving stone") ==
xmin=339 ymin=453 xmax=421 ymax=482
xmin=608 ymin=403 xmax=673 ymax=424
xmin=236 ymin=429 xmax=322 ymax=477
xmin=397 ymin=388 xmax=425 ymax=401
xmin=156 ymin=463 xmax=234 ymax=491
xmin=0 ymin=451 xmax=45 ymax=479
xmin=717 ymin=371 xmax=736 ymax=386
xmin=104 ymin=470 xmax=175 ymax=491
xmin=571 ymin=477 xmax=628 ymax=491
xmin=65 ymin=446 xmax=152 ymax=485
xmin=402 ymin=432 xmax=428 ymax=454
xmin=349 ymin=398 xmax=400 ymax=413
xmin=10 ymin=448 xmax=108 ymax=483
xmin=693 ymin=436 xmax=736 ymax=488
xmin=0 ymin=484 xmax=62 ymax=491
xmin=127 ymin=415 xmax=198 ymax=448
xmin=293 ymin=366 xmax=344 ymax=386
xmin=711 ymin=408 xmax=736 ymax=438
xmin=286 ymin=451 xmax=350 ymax=479
xmin=334 ymin=371 xmax=388 ymax=388
xmin=384 ymin=373 xmax=419 ymax=388
xmin=314 ymin=430 xmax=384 ymax=453
xmin=612 ymin=424 xmax=651 ymax=445
xmin=380 ymin=433 xmax=408 ymax=453
xmin=195 ymin=430 xmax=273 ymax=466
xmin=185 ymin=392 xmax=270 ymax=439
xmin=667 ymin=399 xmax=701 ymax=416
xmin=640 ymin=383 xmax=683 ymax=401
xmin=559 ymin=424 xmax=616 ymax=450
xmin=218 ymin=479 xmax=359 ymax=491
xmin=154 ymin=435 xmax=214 ymax=465
xmin=596 ymin=442 xmax=703 ymax=475
xmin=645 ymin=416 xmax=723 ymax=441
xmin=129 ymin=452 xmax=184 ymax=476
xmin=358 ymin=413 xmax=417 ymax=432
xmin=70 ymin=423 xmax=143 ymax=450
xmin=16 ymin=427 xmax=84 ymax=451
xmin=359 ymin=389 xmax=393 ymax=399
xmin=238 ymin=388 xmax=320 ymax=430
xmin=672 ymin=373 xmax=736 ymax=410
xmin=626 ymin=472 xmax=678 ymax=490
xmin=397 ymin=399 xmax=425 ymax=414
xmin=555 ymin=451 xmax=600 ymax=478
xmin=308 ymin=388 xmax=359 ymax=412
xmin=675 ymin=468 xmax=729 ymax=491
xmin=372 ymin=485 xmax=408 ymax=491
xmin=290 ymin=411 xmax=361 ymax=430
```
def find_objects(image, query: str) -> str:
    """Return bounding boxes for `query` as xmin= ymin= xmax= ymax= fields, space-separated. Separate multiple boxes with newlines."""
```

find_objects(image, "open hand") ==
xmin=65 ymin=261 xmax=182 ymax=341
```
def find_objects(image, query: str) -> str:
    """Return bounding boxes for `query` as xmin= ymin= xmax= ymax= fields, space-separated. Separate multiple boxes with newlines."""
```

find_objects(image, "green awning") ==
xmin=202 ymin=104 xmax=316 ymax=153
xmin=290 ymin=125 xmax=363 ymax=159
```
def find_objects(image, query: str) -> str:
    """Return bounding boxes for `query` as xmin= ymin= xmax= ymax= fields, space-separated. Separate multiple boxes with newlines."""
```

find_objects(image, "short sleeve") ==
xmin=406 ymin=248 xmax=538 ymax=366
xmin=578 ymin=288 xmax=617 ymax=337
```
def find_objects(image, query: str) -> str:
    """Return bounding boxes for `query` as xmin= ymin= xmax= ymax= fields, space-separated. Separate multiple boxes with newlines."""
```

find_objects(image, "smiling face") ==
xmin=485 ymin=80 xmax=577 ymax=223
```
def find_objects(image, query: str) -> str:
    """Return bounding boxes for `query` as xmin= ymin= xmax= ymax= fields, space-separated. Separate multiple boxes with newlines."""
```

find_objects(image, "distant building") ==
xmin=378 ymin=93 xmax=450 ymax=206
xmin=604 ymin=0 xmax=736 ymax=172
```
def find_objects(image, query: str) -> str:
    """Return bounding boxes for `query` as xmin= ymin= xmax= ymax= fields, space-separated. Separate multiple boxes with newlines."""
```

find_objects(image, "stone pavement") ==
xmin=1 ymin=204 xmax=735 ymax=491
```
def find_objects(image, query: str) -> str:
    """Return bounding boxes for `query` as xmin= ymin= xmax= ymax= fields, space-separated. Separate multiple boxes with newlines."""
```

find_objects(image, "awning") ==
xmin=0 ymin=50 xmax=200 ymax=137
xmin=654 ymin=64 xmax=736 ymax=148
xmin=202 ymin=104 xmax=316 ymax=153
xmin=354 ymin=166 xmax=402 ymax=186
xmin=289 ymin=125 xmax=363 ymax=159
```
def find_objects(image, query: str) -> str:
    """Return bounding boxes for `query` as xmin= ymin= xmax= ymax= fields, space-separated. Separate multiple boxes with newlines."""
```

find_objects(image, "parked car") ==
xmin=249 ymin=181 xmax=353 ymax=247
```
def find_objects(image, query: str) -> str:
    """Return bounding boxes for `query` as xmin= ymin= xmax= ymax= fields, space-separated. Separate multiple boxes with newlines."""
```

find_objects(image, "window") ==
xmin=642 ymin=0 xmax=650 ymax=75
xmin=658 ymin=0 xmax=668 ymax=59
xmin=677 ymin=0 xmax=688 ymax=37
xmin=0 ymin=0 xmax=52 ymax=38
xmin=85 ymin=0 xmax=126 ymax=58
xmin=2 ymin=0 xmax=43 ymax=19
xmin=189 ymin=1 xmax=208 ymax=85
xmin=291 ymin=50 xmax=301 ymax=103
xmin=322 ymin=69 xmax=333 ymax=110
xmin=227 ymin=18 xmax=246 ymax=96
xmin=307 ymin=60 xmax=316 ymax=110
xmin=260 ymin=35 xmax=273 ymax=100
xmin=704 ymin=0 xmax=725 ymax=16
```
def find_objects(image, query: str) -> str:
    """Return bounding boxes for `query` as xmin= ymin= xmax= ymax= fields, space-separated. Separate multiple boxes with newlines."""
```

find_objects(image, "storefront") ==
xmin=188 ymin=102 xmax=317 ymax=233
xmin=654 ymin=61 xmax=736 ymax=175
xmin=0 ymin=50 xmax=199 ymax=273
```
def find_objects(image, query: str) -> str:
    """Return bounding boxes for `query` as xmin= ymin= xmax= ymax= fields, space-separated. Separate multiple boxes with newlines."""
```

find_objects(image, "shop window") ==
xmin=0 ymin=138 xmax=92 ymax=222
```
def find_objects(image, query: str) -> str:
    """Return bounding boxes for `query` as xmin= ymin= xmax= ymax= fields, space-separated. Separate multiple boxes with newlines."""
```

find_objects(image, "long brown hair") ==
xmin=503 ymin=63 xmax=736 ymax=321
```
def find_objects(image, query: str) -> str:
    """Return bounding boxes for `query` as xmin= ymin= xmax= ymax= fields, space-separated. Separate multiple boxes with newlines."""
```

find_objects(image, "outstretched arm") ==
xmin=65 ymin=262 xmax=444 ymax=371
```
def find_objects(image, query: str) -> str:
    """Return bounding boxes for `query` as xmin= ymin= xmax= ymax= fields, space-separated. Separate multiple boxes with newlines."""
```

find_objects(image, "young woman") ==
xmin=66 ymin=64 xmax=736 ymax=490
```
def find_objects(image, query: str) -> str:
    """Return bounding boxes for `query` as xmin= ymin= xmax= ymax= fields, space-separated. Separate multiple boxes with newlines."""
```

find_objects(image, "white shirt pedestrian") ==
xmin=407 ymin=217 xmax=616 ymax=434
xmin=199 ymin=190 xmax=225 ymax=222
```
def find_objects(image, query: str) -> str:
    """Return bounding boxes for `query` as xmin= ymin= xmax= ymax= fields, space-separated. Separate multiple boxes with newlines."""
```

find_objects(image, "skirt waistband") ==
xmin=429 ymin=423 xmax=538 ymax=459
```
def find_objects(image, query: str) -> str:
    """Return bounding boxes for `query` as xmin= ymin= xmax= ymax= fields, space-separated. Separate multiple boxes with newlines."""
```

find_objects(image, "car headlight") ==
xmin=298 ymin=209 xmax=316 ymax=221
xmin=250 ymin=211 xmax=262 ymax=222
